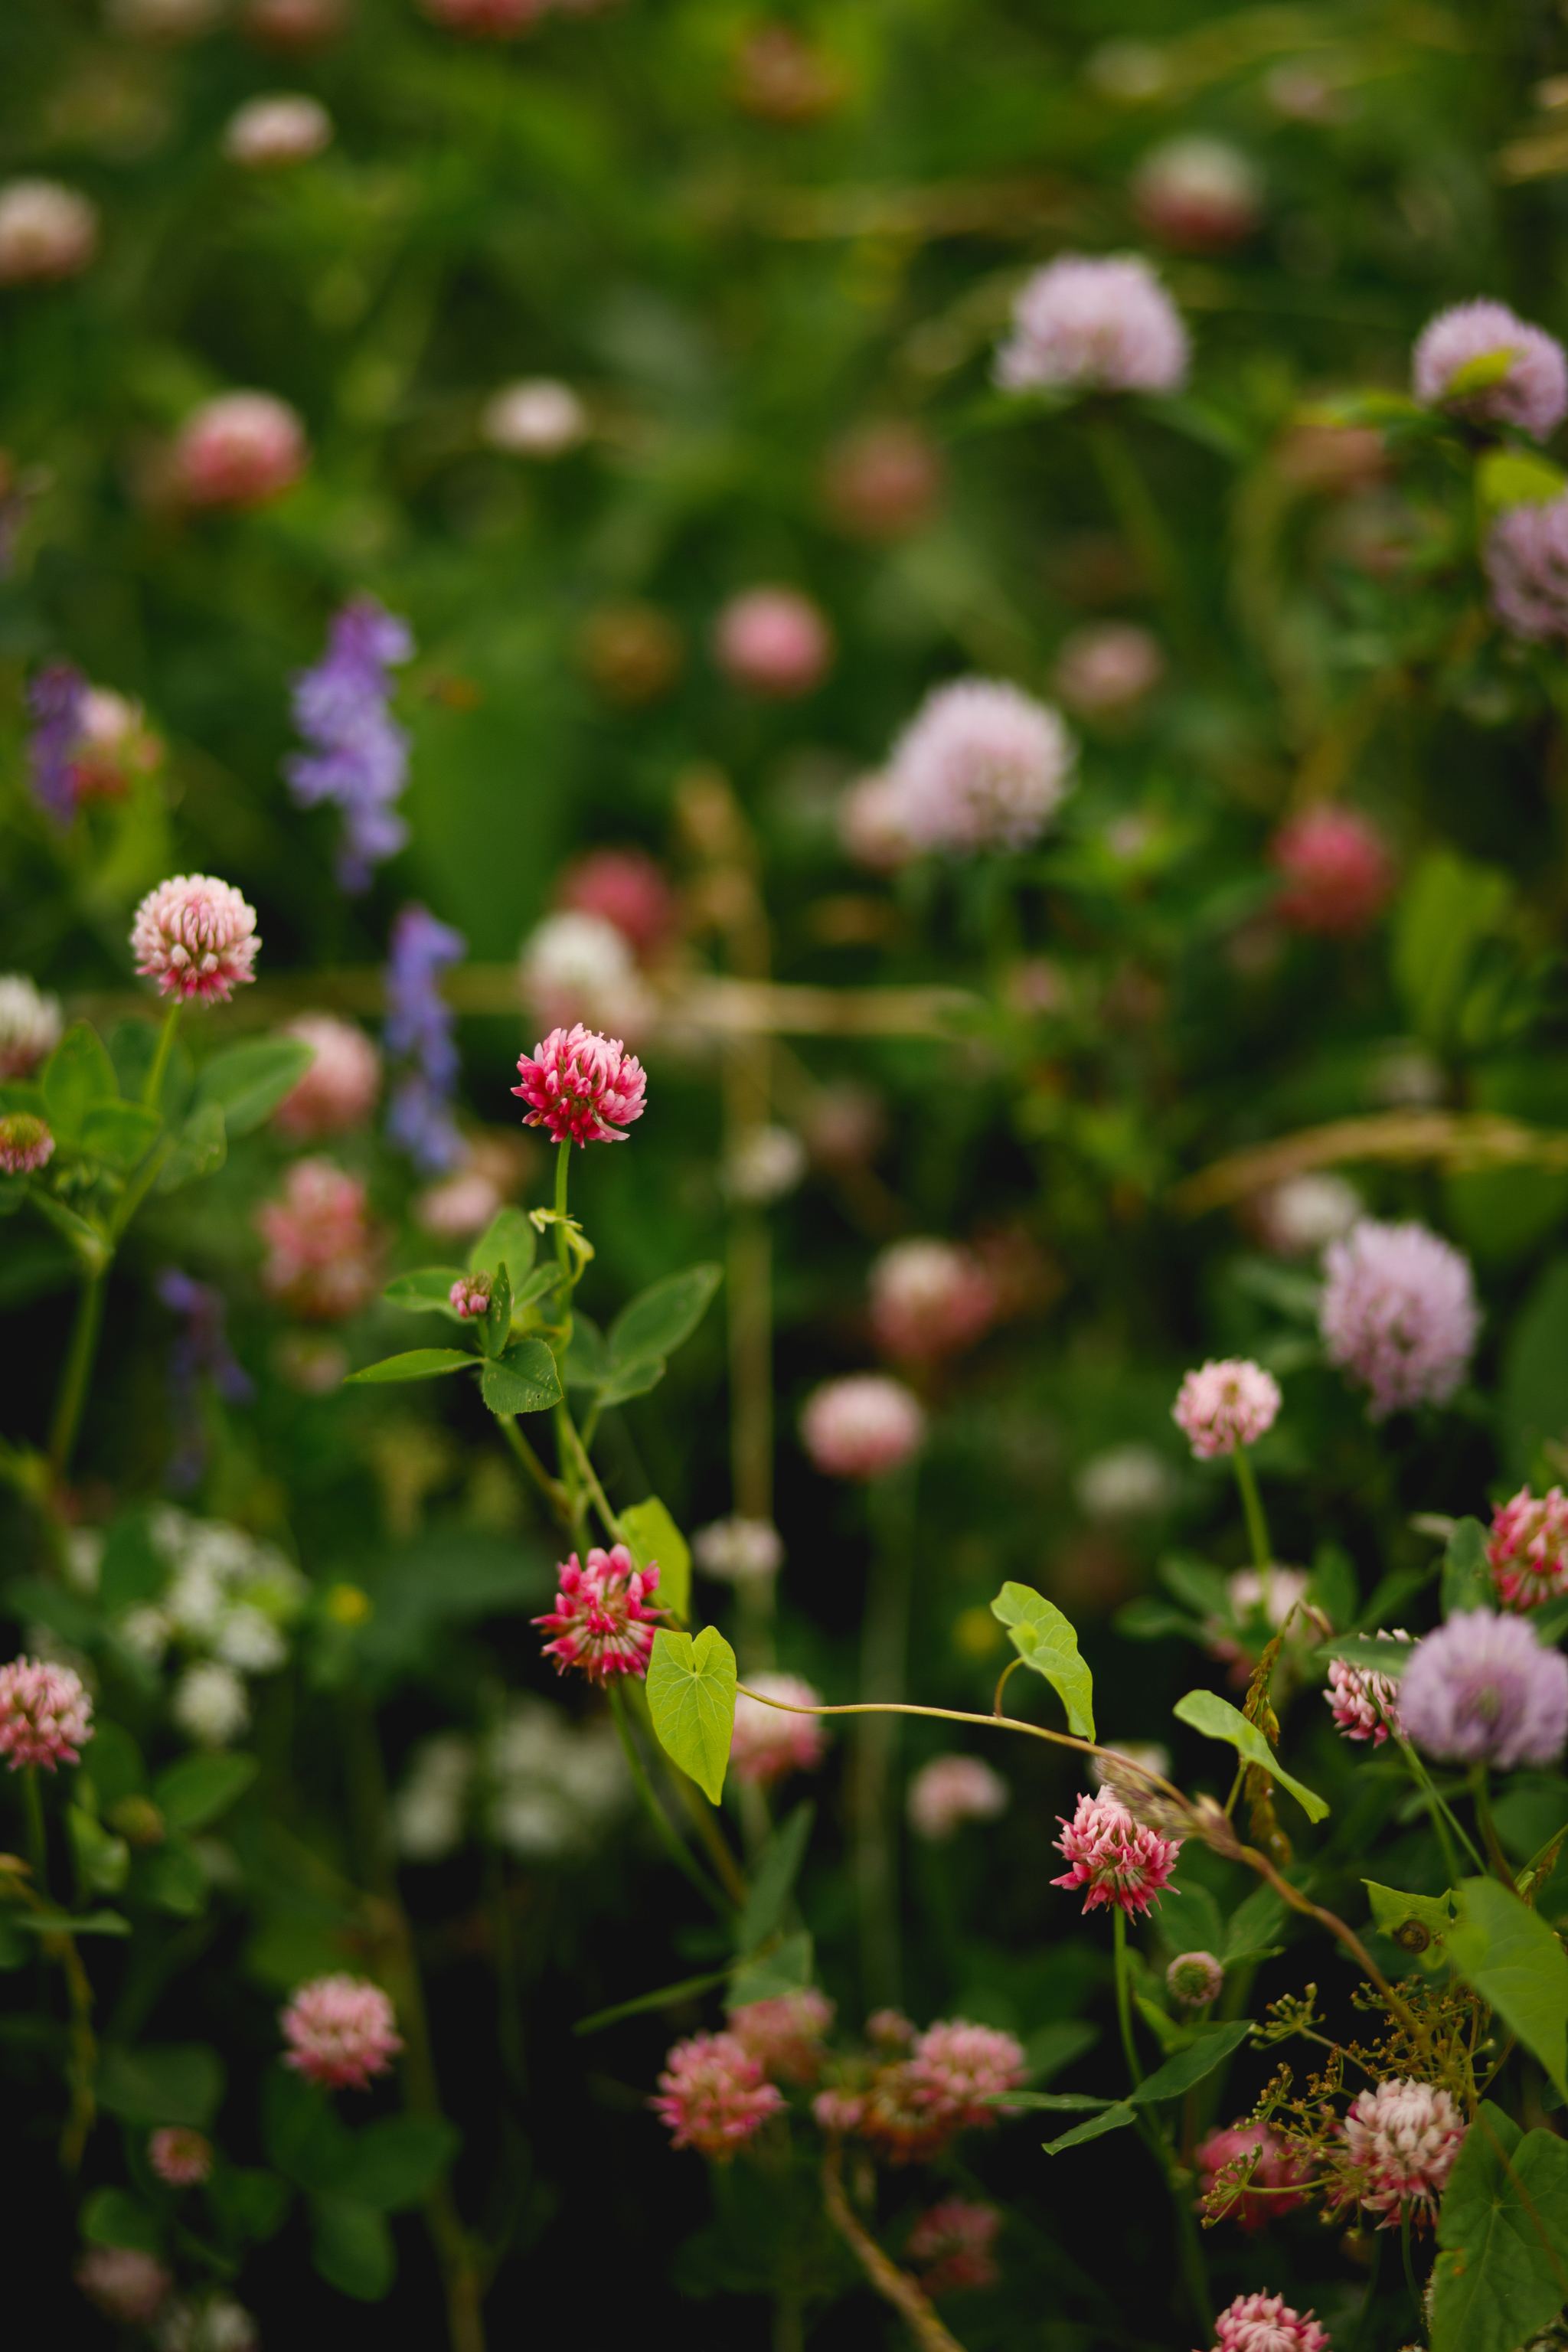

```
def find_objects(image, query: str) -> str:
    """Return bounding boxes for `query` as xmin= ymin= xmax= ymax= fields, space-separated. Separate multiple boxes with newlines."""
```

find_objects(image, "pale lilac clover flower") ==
xmin=995 ymin=254 xmax=1189 ymax=397
xmin=1400 ymin=1609 xmax=1568 ymax=1771
xmin=1485 ymin=493 xmax=1568 ymax=642
xmin=1412 ymin=299 xmax=1568 ymax=439
xmin=1172 ymin=1359 xmax=1281 ymax=1459
xmin=1319 ymin=1219 xmax=1478 ymax=1419
xmin=285 ymin=597 xmax=414 ymax=891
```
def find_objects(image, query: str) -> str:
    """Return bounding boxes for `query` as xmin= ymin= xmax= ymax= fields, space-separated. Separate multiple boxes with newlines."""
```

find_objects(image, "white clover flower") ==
xmin=172 ymin=1663 xmax=250 ymax=1747
xmin=212 ymin=1605 xmax=287 ymax=1675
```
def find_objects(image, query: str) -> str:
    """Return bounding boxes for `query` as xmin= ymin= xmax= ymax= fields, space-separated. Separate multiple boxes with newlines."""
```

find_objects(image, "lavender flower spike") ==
xmin=284 ymin=597 xmax=414 ymax=892
xmin=27 ymin=663 xmax=87 ymax=823
xmin=1400 ymin=1609 xmax=1568 ymax=1772
xmin=156 ymin=1268 xmax=253 ymax=1493
xmin=384 ymin=903 xmax=466 ymax=1174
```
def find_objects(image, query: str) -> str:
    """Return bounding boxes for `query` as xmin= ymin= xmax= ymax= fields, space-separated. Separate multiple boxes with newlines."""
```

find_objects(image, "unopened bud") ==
xmin=1167 ymin=1951 xmax=1224 ymax=2008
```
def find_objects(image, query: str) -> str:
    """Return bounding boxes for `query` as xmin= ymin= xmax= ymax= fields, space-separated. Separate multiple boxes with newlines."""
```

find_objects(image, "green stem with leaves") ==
xmin=1111 ymin=1906 xmax=1144 ymax=2089
xmin=1397 ymin=1737 xmax=1480 ymax=1883
xmin=606 ymin=1682 xmax=730 ymax=1914
xmin=1231 ymin=1444 xmax=1272 ymax=1580
xmin=48 ymin=1269 xmax=105 ymax=1478
xmin=142 ymin=1001 xmax=181 ymax=1109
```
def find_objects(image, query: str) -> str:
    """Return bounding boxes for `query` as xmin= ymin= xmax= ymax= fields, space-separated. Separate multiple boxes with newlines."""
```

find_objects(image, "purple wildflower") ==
xmin=1400 ymin=1609 xmax=1568 ymax=1772
xmin=156 ymin=1269 xmax=253 ymax=1492
xmin=284 ymin=598 xmax=414 ymax=893
xmin=1485 ymin=493 xmax=1568 ymax=642
xmin=1319 ymin=1218 xmax=1478 ymax=1419
xmin=27 ymin=664 xmax=87 ymax=824
xmin=384 ymin=904 xmax=466 ymax=1173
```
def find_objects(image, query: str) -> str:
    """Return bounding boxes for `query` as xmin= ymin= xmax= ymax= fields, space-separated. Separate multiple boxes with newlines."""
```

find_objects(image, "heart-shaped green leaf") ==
xmin=1173 ymin=1688 xmax=1329 ymax=1823
xmin=990 ymin=1583 xmax=1094 ymax=1740
xmin=1449 ymin=1877 xmax=1568 ymax=2099
xmin=646 ymin=1624 xmax=737 ymax=1805
xmin=479 ymin=1339 xmax=562 ymax=1416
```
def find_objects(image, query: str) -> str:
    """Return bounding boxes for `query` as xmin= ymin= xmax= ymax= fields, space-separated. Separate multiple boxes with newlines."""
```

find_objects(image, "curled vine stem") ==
xmin=819 ymin=2141 xmax=966 ymax=2352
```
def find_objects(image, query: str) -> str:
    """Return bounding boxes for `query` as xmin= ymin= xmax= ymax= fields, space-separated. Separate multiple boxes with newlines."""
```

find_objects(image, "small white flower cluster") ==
xmin=392 ymin=1697 xmax=626 ymax=1864
xmin=114 ymin=1509 xmax=307 ymax=1748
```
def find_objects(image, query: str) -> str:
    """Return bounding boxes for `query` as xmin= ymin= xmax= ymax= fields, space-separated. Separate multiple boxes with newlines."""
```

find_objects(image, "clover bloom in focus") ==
xmin=906 ymin=2199 xmax=1002 ymax=2295
xmin=1336 ymin=2079 xmax=1465 ymax=2227
xmin=907 ymin=1753 xmax=1009 ymax=1841
xmin=726 ymin=1988 xmax=835 ymax=2083
xmin=1413 ymin=299 xmax=1568 ymax=439
xmin=0 ymin=1657 xmax=93 ymax=1770
xmin=652 ymin=2030 xmax=784 ymax=2157
xmin=1052 ymin=1790 xmax=1181 ymax=1916
xmin=1488 ymin=1485 xmax=1568 ymax=1612
xmin=729 ymin=1672 xmax=828 ymax=1785
xmin=1196 ymin=2120 xmax=1310 ymax=2231
xmin=1400 ymin=1609 xmax=1568 ymax=1772
xmin=1168 ymin=1952 xmax=1224 ymax=2009
xmin=281 ymin=1974 xmax=402 ymax=2090
xmin=1208 ymin=2292 xmax=1328 ymax=2352
xmin=533 ymin=1544 xmax=669 ymax=1684
xmin=995 ymin=254 xmax=1189 ymax=397
xmin=132 ymin=874 xmax=260 ymax=1004
xmin=148 ymin=2127 xmax=213 ymax=2187
xmin=1172 ymin=1359 xmax=1280 ymax=1459
xmin=1319 ymin=1219 xmax=1478 ymax=1419
xmin=0 ymin=1113 xmax=54 ymax=1176
xmin=800 ymin=1374 xmax=925 ymax=1479
xmin=1325 ymin=1632 xmax=1409 ymax=1746
xmin=513 ymin=1022 xmax=647 ymax=1147
xmin=1270 ymin=806 xmax=1394 ymax=936
xmin=449 ymin=1272 xmax=492 ymax=1320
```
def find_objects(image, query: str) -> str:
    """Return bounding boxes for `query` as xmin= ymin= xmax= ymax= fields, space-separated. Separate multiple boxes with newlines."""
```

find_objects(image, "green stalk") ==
xmin=606 ymin=1683 xmax=729 ymax=1914
xmin=855 ymin=1466 xmax=914 ymax=2011
xmin=1397 ymin=1739 xmax=1482 ymax=1880
xmin=23 ymin=1766 xmax=47 ymax=1887
xmin=1112 ymin=1907 xmax=1145 ymax=2089
xmin=1085 ymin=412 xmax=1202 ymax=665
xmin=1230 ymin=1445 xmax=1272 ymax=1580
xmin=552 ymin=1140 xmax=572 ymax=1329
xmin=1401 ymin=2207 xmax=1420 ymax=2318
xmin=495 ymin=1415 xmax=570 ymax=1525
xmin=1468 ymin=1763 xmax=1514 ymax=1884
xmin=48 ymin=1270 xmax=105 ymax=1478
xmin=142 ymin=1001 xmax=181 ymax=1109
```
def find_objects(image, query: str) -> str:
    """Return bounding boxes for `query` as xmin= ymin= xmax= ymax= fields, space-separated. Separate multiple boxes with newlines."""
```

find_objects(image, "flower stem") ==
xmin=1396 ymin=1737 xmax=1480 ymax=1882
xmin=606 ymin=1681 xmax=730 ymax=1914
xmin=820 ymin=2142 xmax=966 ymax=2352
xmin=1401 ymin=2206 xmax=1420 ymax=2318
xmin=1348 ymin=2230 xmax=1383 ymax=2352
xmin=22 ymin=1766 xmax=47 ymax=1888
xmin=142 ymin=1001 xmax=181 ymax=1109
xmin=495 ymin=1414 xmax=570 ymax=1526
xmin=1230 ymin=1444 xmax=1272 ymax=1581
xmin=48 ymin=1269 xmax=105 ymax=1478
xmin=1468 ymin=1763 xmax=1514 ymax=1884
xmin=557 ymin=1408 xmax=622 ymax=1545
xmin=1112 ymin=1907 xmax=1145 ymax=2089
xmin=856 ymin=1466 xmax=914 ymax=2011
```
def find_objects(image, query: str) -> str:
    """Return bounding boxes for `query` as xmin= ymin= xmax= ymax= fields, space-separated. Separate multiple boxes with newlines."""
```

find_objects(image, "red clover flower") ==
xmin=1052 ymin=1790 xmax=1181 ymax=1916
xmin=512 ymin=1021 xmax=648 ymax=1146
xmin=0 ymin=1656 xmax=93 ymax=1770
xmin=281 ymin=1974 xmax=402 ymax=2090
xmin=533 ymin=1544 xmax=669 ymax=1683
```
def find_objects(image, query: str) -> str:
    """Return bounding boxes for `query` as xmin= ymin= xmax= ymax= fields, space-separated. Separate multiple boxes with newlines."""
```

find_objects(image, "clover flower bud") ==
xmin=0 ymin=1112 xmax=54 ymax=1175
xmin=1319 ymin=1219 xmax=1478 ymax=1419
xmin=0 ymin=1656 xmax=93 ymax=1770
xmin=131 ymin=874 xmax=260 ymax=1004
xmin=148 ymin=2125 xmax=213 ymax=2186
xmin=907 ymin=1753 xmax=1009 ymax=1841
xmin=1413 ymin=299 xmax=1568 ymax=439
xmin=173 ymin=392 xmax=308 ymax=509
xmin=799 ymin=1374 xmax=925 ymax=1480
xmin=281 ymin=1974 xmax=402 ymax=2090
xmin=512 ymin=1022 xmax=647 ymax=1146
xmin=652 ymin=2030 xmax=785 ymax=2156
xmin=729 ymin=1673 xmax=828 ymax=1785
xmin=1400 ymin=1609 xmax=1568 ymax=1771
xmin=1488 ymin=1485 xmax=1568 ymax=1612
xmin=449 ymin=1273 xmax=492 ymax=1320
xmin=995 ymin=254 xmax=1189 ymax=397
xmin=1172 ymin=1358 xmax=1280 ymax=1459
xmin=1167 ymin=1952 xmax=1224 ymax=2008
xmin=0 ymin=180 xmax=98 ymax=285
xmin=223 ymin=93 xmax=333 ymax=167
xmin=714 ymin=586 xmax=834 ymax=698
xmin=1052 ymin=1790 xmax=1181 ymax=1916
xmin=1325 ymin=1634 xmax=1409 ymax=1746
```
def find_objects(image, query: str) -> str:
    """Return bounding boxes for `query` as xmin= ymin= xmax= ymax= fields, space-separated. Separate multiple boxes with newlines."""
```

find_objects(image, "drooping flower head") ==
xmin=714 ymin=586 xmax=834 ymax=698
xmin=256 ymin=1158 xmax=381 ymax=1321
xmin=1486 ymin=494 xmax=1568 ymax=642
xmin=800 ymin=1374 xmax=926 ymax=1480
xmin=1337 ymin=2078 xmax=1466 ymax=2227
xmin=173 ymin=390 xmax=308 ymax=508
xmin=285 ymin=597 xmax=414 ymax=892
xmin=907 ymin=1753 xmax=1010 ymax=1841
xmin=1488 ymin=1485 xmax=1568 ymax=1612
xmin=995 ymin=253 xmax=1189 ymax=397
xmin=0 ymin=975 xmax=63 ymax=1078
xmin=1319 ymin=1219 xmax=1479 ymax=1419
xmin=512 ymin=1022 xmax=648 ymax=1147
xmin=223 ymin=92 xmax=333 ymax=167
xmin=729 ymin=1672 xmax=828 ymax=1784
xmin=906 ymin=2199 xmax=1003 ymax=2295
xmin=75 ymin=2247 xmax=172 ymax=2325
xmin=1172 ymin=1359 xmax=1281 ymax=1459
xmin=1132 ymin=137 xmax=1262 ymax=252
xmin=1052 ymin=1790 xmax=1181 ymax=1916
xmin=449 ymin=1272 xmax=492 ymax=1320
xmin=0 ymin=1113 xmax=54 ymax=1176
xmin=0 ymin=180 xmax=99 ymax=284
xmin=1196 ymin=2122 xmax=1311 ymax=2232
xmin=1269 ymin=806 xmax=1394 ymax=936
xmin=0 ymin=1657 xmax=93 ymax=1770
xmin=533 ymin=1544 xmax=669 ymax=1684
xmin=1325 ymin=1633 xmax=1409 ymax=1746
xmin=281 ymin=1974 xmax=402 ymax=2090
xmin=131 ymin=874 xmax=260 ymax=1004
xmin=869 ymin=1238 xmax=998 ymax=1364
xmin=1208 ymin=2291 xmax=1328 ymax=2351
xmin=273 ymin=1014 xmax=381 ymax=1140
xmin=1168 ymin=1952 xmax=1224 ymax=2008
xmin=726 ymin=1988 xmax=835 ymax=2083
xmin=1400 ymin=1609 xmax=1568 ymax=1771
xmin=384 ymin=904 xmax=467 ymax=1174
xmin=858 ymin=2020 xmax=1028 ymax=2160
xmin=148 ymin=2126 xmax=214 ymax=2186
xmin=652 ymin=2030 xmax=785 ymax=2156
xmin=888 ymin=677 xmax=1076 ymax=854
xmin=1413 ymin=299 xmax=1568 ymax=439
